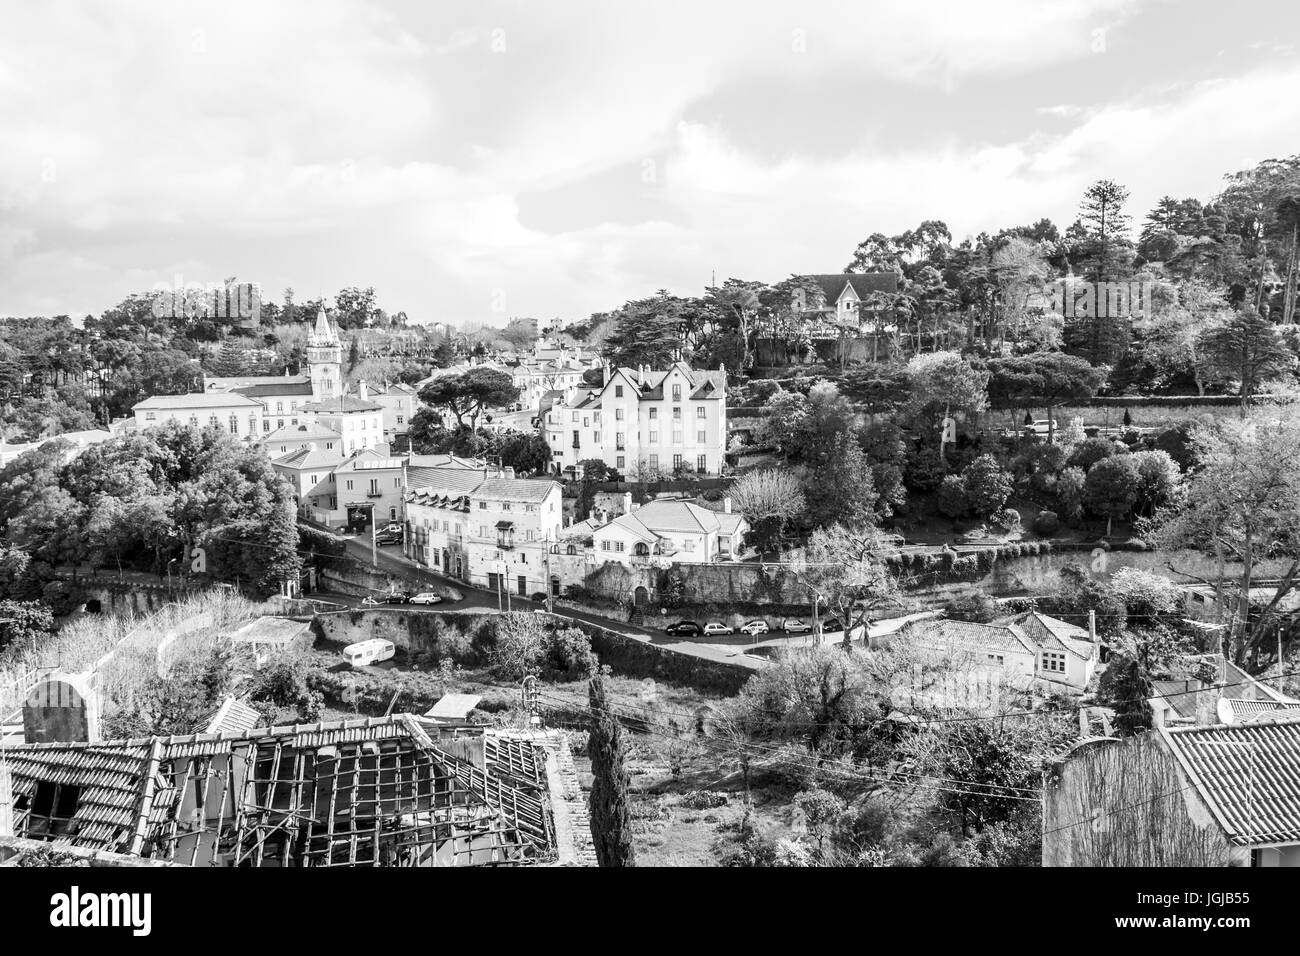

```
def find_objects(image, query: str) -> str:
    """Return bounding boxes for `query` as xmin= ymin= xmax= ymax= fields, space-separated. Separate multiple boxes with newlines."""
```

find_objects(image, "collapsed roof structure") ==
xmin=1 ymin=714 xmax=590 ymax=867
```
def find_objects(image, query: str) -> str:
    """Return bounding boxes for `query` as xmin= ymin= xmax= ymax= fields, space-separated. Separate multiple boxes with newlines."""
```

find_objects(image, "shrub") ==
xmin=1056 ymin=467 xmax=1086 ymax=519
xmin=961 ymin=455 xmax=1013 ymax=518
xmin=1032 ymin=510 xmax=1060 ymax=536
xmin=936 ymin=475 xmax=968 ymax=518
xmin=991 ymin=507 xmax=1021 ymax=533
xmin=680 ymin=790 xmax=729 ymax=810
xmin=945 ymin=592 xmax=999 ymax=623
xmin=1067 ymin=437 xmax=1124 ymax=471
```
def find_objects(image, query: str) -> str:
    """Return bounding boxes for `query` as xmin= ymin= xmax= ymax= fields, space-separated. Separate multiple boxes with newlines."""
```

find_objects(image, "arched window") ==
xmin=229 ymin=414 xmax=239 ymax=434
xmin=566 ymin=544 xmax=577 ymax=556
xmin=633 ymin=543 xmax=650 ymax=556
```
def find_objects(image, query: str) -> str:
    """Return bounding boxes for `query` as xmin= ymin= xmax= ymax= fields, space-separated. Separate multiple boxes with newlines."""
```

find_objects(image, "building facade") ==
xmin=542 ymin=362 xmax=727 ymax=477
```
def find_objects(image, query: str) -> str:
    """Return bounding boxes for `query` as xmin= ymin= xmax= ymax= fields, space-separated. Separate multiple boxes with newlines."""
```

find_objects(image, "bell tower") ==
xmin=307 ymin=309 xmax=342 ymax=400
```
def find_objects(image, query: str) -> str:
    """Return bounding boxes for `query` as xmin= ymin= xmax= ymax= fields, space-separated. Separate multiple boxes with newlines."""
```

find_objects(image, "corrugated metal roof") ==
xmin=1161 ymin=718 xmax=1300 ymax=845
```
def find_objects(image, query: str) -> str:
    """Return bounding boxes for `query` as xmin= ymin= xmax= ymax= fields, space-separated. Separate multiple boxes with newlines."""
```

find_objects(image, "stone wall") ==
xmin=313 ymin=609 xmax=753 ymax=695
xmin=320 ymin=560 xmax=463 ymax=601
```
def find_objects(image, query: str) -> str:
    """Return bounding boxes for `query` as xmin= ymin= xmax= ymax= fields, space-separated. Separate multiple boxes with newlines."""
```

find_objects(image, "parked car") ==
xmin=380 ymin=522 xmax=403 ymax=535
xmin=530 ymin=592 xmax=550 ymax=604
xmin=409 ymin=592 xmax=442 ymax=605
xmin=702 ymin=622 xmax=734 ymax=636
xmin=664 ymin=620 xmax=703 ymax=636
xmin=782 ymin=619 xmax=812 ymax=634
xmin=383 ymin=591 xmax=412 ymax=605
xmin=360 ymin=595 xmax=383 ymax=607
xmin=375 ymin=530 xmax=403 ymax=545
xmin=739 ymin=620 xmax=769 ymax=636
xmin=820 ymin=618 xmax=844 ymax=634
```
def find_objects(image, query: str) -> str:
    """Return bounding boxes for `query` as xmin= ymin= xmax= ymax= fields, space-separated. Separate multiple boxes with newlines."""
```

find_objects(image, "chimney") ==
xmin=1088 ymin=609 xmax=1096 ymax=643
xmin=638 ymin=365 xmax=645 ymax=386
xmin=723 ymin=496 xmax=732 ymax=514
xmin=503 ymin=466 xmax=515 ymax=480
xmin=359 ymin=380 xmax=369 ymax=400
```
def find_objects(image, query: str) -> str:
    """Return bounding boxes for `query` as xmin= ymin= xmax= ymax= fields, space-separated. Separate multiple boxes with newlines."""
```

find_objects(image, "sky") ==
xmin=0 ymin=0 xmax=1297 ymax=327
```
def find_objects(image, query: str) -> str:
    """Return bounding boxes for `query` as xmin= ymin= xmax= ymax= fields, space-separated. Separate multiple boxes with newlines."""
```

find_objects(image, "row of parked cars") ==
xmin=361 ymin=590 xmax=447 ymax=606
xmin=664 ymin=617 xmax=841 ymax=638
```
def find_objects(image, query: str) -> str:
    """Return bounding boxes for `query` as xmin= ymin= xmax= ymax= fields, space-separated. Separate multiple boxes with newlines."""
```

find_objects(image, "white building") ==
xmin=258 ymin=421 xmax=343 ymax=458
xmin=542 ymin=361 xmax=727 ymax=477
xmin=353 ymin=381 xmax=417 ymax=444
xmin=590 ymin=498 xmax=747 ymax=565
xmin=405 ymin=473 xmax=563 ymax=598
xmin=298 ymin=395 xmax=385 ymax=455
xmin=509 ymin=343 xmax=600 ymax=413
xmin=137 ymin=310 xmax=347 ymax=445
xmin=133 ymin=391 xmax=265 ymax=438
xmin=0 ymin=428 xmax=116 ymax=467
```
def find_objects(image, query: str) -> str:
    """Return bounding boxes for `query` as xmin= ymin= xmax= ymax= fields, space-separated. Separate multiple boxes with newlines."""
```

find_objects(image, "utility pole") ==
xmin=543 ymin=531 xmax=555 ymax=614
xmin=370 ymin=506 xmax=377 ymax=569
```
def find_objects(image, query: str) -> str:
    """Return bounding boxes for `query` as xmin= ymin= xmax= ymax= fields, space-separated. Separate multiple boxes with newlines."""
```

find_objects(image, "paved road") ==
xmin=334 ymin=534 xmax=766 ymax=671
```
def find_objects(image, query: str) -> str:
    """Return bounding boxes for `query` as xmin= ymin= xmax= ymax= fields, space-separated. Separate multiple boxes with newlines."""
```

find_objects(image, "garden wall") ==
xmin=319 ymin=559 xmax=463 ymax=602
xmin=312 ymin=609 xmax=753 ymax=695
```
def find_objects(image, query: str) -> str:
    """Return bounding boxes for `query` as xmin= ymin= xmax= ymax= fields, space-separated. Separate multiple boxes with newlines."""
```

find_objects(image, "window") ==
xmin=649 ymin=454 xmax=658 ymax=470
xmin=616 ymin=456 xmax=625 ymax=469
xmin=397 ymin=415 xmax=404 ymax=424
xmin=593 ymin=431 xmax=601 ymax=443
xmin=672 ymin=384 xmax=682 ymax=401
xmin=673 ymin=454 xmax=683 ymax=470
xmin=601 ymin=541 xmax=611 ymax=551
xmin=672 ymin=430 xmax=682 ymax=444
xmin=684 ymin=540 xmax=695 ymax=552
xmin=571 ymin=411 xmax=578 ymax=422
xmin=697 ymin=455 xmax=707 ymax=472
xmin=276 ymin=402 xmax=284 ymax=414
xmin=1042 ymin=652 xmax=1067 ymax=673
xmin=616 ymin=432 xmax=625 ymax=449
xmin=672 ymin=407 xmax=681 ymax=420
xmin=207 ymin=414 xmax=219 ymax=428
xmin=368 ymin=478 xmax=379 ymax=495
xmin=615 ymin=541 xmax=625 ymax=552
xmin=277 ymin=419 xmax=284 ymax=429
xmin=649 ymin=430 xmax=658 ymax=443
xmin=346 ymin=480 xmax=354 ymax=491
xmin=229 ymin=415 xmax=239 ymax=434
xmin=649 ymin=408 xmax=658 ymax=420
xmin=189 ymin=415 xmax=199 ymax=428
xmin=394 ymin=478 xmax=400 ymax=488
xmin=615 ymin=408 xmax=624 ymax=420
xmin=696 ymin=406 xmax=706 ymax=418
xmin=480 ymin=525 xmax=488 ymax=537
xmin=615 ymin=385 xmax=624 ymax=397
xmin=502 ymin=502 xmax=511 ymax=511
xmin=697 ymin=430 xmax=706 ymax=443
xmin=567 ymin=544 xmax=577 ymax=555
xmin=525 ymin=504 xmax=536 ymax=512
xmin=479 ymin=501 xmax=487 ymax=509
xmin=145 ymin=410 xmax=156 ymax=420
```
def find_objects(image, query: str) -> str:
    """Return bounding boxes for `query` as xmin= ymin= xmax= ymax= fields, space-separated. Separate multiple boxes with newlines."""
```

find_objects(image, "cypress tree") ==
xmin=587 ymin=673 xmax=636 ymax=867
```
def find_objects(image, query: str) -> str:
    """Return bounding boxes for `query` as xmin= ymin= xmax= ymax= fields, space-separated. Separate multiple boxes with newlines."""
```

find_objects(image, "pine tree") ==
xmin=588 ymin=673 xmax=636 ymax=867
xmin=210 ymin=338 xmax=249 ymax=377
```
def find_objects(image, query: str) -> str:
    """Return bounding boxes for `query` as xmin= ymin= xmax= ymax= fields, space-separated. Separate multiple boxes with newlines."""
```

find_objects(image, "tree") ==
xmin=793 ymin=523 xmax=900 ymax=648
xmin=735 ymin=644 xmax=880 ymax=753
xmin=1083 ymin=456 xmax=1140 ymax=537
xmin=0 ymin=599 xmax=56 ymax=656
xmin=491 ymin=612 xmax=548 ymax=681
xmin=588 ymin=673 xmax=636 ymax=867
xmin=1056 ymin=466 xmax=1086 ymax=521
xmin=1202 ymin=308 xmax=1293 ymax=413
xmin=753 ymin=389 xmax=810 ymax=462
xmin=961 ymin=455 xmax=1012 ymax=519
xmin=730 ymin=468 xmax=806 ymax=554
xmin=986 ymin=352 xmax=1106 ymax=443
xmin=1130 ymin=450 xmax=1183 ymax=517
xmin=1075 ymin=179 xmax=1134 ymax=282
xmin=499 ymin=318 xmax=539 ymax=352
xmin=600 ymin=292 xmax=692 ymax=368
xmin=417 ymin=368 xmax=518 ymax=452
xmin=936 ymin=475 xmax=968 ymax=519
xmin=808 ymin=433 xmax=878 ymax=529
xmin=1146 ymin=419 xmax=1300 ymax=664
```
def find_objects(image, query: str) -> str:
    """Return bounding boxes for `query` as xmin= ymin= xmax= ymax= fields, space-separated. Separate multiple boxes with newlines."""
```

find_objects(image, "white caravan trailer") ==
xmin=342 ymin=638 xmax=395 ymax=668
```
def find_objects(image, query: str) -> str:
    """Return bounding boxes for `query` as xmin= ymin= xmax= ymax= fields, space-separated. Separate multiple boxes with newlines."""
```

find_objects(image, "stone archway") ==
xmin=633 ymin=585 xmax=649 ymax=607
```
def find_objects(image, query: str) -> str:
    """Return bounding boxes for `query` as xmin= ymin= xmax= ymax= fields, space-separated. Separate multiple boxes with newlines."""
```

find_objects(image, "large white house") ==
xmin=542 ymin=361 xmax=727 ymax=477
xmin=590 ymin=498 xmax=747 ymax=565
xmin=133 ymin=391 xmax=265 ymax=438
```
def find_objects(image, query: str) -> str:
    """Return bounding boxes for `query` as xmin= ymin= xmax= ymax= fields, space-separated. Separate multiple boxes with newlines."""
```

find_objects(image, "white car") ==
xmin=702 ymin=622 xmax=734 ymax=636
xmin=739 ymin=620 xmax=769 ymax=636
xmin=409 ymin=592 xmax=443 ymax=605
xmin=782 ymin=619 xmax=812 ymax=634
